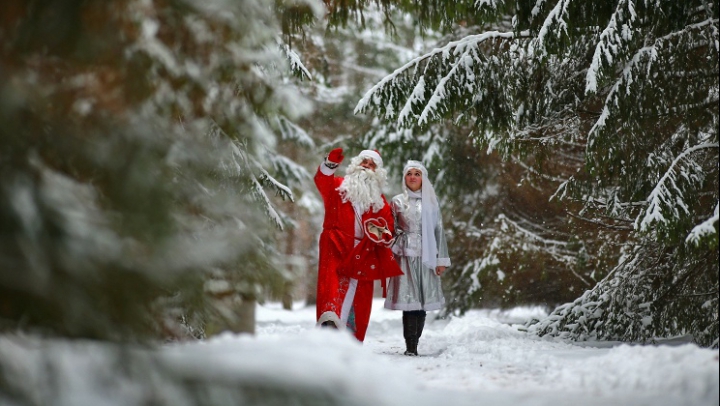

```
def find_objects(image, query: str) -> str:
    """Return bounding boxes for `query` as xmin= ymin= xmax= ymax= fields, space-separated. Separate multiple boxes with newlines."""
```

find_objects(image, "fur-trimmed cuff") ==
xmin=317 ymin=311 xmax=344 ymax=330
xmin=319 ymin=162 xmax=337 ymax=176
xmin=436 ymin=258 xmax=451 ymax=267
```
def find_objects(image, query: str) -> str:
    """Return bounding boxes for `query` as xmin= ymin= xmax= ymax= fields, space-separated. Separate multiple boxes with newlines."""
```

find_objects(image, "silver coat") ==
xmin=384 ymin=193 xmax=450 ymax=311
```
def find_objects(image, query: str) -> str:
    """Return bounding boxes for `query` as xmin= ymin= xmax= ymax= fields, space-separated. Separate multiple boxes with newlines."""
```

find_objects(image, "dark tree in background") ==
xmin=336 ymin=0 xmax=718 ymax=347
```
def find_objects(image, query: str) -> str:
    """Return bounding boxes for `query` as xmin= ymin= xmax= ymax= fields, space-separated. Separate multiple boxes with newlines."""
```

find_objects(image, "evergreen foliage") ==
xmin=0 ymin=0 xmax=321 ymax=341
xmin=349 ymin=0 xmax=719 ymax=347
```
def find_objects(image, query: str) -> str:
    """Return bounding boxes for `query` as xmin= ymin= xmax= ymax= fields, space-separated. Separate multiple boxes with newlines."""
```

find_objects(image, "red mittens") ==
xmin=327 ymin=148 xmax=345 ymax=165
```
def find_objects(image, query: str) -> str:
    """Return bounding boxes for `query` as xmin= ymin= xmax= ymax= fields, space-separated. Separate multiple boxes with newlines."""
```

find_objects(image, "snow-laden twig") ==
xmin=397 ymin=77 xmax=426 ymax=124
xmin=530 ymin=0 xmax=548 ymax=18
xmin=250 ymin=173 xmax=284 ymax=230
xmin=588 ymin=17 xmax=719 ymax=141
xmin=474 ymin=0 xmax=504 ymax=9
xmin=271 ymin=154 xmax=312 ymax=185
xmin=586 ymin=0 xmax=638 ymax=93
xmin=638 ymin=142 xmax=719 ymax=231
xmin=466 ymin=251 xmax=501 ymax=293
xmin=257 ymin=167 xmax=293 ymax=201
xmin=686 ymin=203 xmax=719 ymax=245
xmin=417 ymin=51 xmax=471 ymax=126
xmin=276 ymin=116 xmax=315 ymax=148
xmin=355 ymin=31 xmax=517 ymax=116
xmin=494 ymin=214 xmax=593 ymax=286
xmin=587 ymin=45 xmax=656 ymax=145
xmin=529 ymin=0 xmax=571 ymax=56
xmin=280 ymin=44 xmax=312 ymax=81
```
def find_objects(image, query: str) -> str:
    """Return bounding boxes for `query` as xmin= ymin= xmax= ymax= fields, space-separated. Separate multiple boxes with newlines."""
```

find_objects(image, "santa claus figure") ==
xmin=314 ymin=148 xmax=402 ymax=341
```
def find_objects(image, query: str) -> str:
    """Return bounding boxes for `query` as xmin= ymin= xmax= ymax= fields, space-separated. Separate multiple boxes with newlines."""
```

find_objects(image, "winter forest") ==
xmin=0 ymin=0 xmax=718 ymax=404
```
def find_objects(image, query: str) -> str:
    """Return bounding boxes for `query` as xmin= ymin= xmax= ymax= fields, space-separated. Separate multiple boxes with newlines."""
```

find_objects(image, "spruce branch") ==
xmin=638 ymin=142 xmax=719 ymax=232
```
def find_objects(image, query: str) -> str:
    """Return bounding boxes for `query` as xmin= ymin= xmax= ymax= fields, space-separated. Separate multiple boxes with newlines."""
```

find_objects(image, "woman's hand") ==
xmin=435 ymin=266 xmax=446 ymax=276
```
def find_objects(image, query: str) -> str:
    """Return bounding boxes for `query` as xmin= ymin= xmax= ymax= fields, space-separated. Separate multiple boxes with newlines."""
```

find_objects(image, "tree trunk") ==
xmin=233 ymin=297 xmax=256 ymax=334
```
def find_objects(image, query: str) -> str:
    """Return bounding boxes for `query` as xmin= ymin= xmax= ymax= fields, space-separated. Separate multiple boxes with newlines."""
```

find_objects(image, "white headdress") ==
xmin=403 ymin=160 xmax=440 ymax=269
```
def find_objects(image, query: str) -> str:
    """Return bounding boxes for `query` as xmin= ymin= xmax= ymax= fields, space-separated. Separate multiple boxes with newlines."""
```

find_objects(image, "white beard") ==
xmin=337 ymin=162 xmax=387 ymax=214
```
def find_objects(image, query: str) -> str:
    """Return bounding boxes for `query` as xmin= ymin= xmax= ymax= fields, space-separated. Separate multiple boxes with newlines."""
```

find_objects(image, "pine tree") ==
xmin=344 ymin=0 xmax=719 ymax=347
xmin=0 ymin=0 xmax=322 ymax=341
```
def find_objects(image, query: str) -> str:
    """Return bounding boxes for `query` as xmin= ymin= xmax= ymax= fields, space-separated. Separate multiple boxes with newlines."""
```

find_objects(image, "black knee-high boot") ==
xmin=402 ymin=312 xmax=418 ymax=356
xmin=416 ymin=311 xmax=426 ymax=352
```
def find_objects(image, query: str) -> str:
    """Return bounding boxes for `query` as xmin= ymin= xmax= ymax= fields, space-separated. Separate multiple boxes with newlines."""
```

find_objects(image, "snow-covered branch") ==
xmin=494 ymin=214 xmax=593 ymax=285
xmin=638 ymin=142 xmax=719 ymax=232
xmin=250 ymin=173 xmax=284 ymax=230
xmin=281 ymin=44 xmax=313 ymax=81
xmin=530 ymin=0 xmax=572 ymax=56
xmin=355 ymin=31 xmax=519 ymax=122
xmin=588 ymin=16 xmax=719 ymax=140
xmin=276 ymin=116 xmax=315 ymax=148
xmin=686 ymin=203 xmax=719 ymax=245
xmin=586 ymin=0 xmax=638 ymax=94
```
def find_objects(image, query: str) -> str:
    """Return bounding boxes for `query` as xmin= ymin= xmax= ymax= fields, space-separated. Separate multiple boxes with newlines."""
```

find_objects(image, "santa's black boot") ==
xmin=402 ymin=312 xmax=418 ymax=356
xmin=321 ymin=321 xmax=338 ymax=329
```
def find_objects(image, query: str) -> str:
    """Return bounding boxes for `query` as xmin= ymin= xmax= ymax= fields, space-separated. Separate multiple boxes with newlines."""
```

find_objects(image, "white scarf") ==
xmin=403 ymin=160 xmax=439 ymax=269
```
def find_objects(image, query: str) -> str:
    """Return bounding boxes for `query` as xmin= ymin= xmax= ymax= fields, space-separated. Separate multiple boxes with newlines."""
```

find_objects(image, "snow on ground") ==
xmin=0 ymin=299 xmax=717 ymax=406
xmin=255 ymin=299 xmax=719 ymax=406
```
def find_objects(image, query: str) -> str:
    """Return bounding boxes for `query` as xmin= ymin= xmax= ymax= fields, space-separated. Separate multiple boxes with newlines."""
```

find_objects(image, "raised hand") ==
xmin=327 ymin=148 xmax=344 ymax=165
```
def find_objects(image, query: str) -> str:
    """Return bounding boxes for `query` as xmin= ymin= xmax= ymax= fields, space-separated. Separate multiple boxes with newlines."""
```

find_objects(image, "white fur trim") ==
xmin=317 ymin=311 xmax=344 ymax=330
xmin=340 ymin=279 xmax=358 ymax=323
xmin=359 ymin=150 xmax=383 ymax=168
xmin=437 ymin=257 xmax=451 ymax=267
xmin=319 ymin=163 xmax=336 ymax=176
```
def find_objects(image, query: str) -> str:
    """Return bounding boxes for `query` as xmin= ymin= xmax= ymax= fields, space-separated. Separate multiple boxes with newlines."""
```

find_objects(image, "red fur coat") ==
xmin=314 ymin=166 xmax=402 ymax=341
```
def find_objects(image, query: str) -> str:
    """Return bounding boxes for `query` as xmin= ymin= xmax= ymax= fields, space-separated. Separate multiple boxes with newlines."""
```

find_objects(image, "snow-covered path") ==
xmin=257 ymin=299 xmax=719 ymax=406
xmin=1 ymin=299 xmax=716 ymax=406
